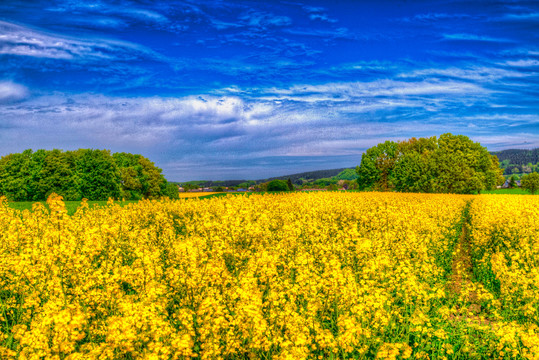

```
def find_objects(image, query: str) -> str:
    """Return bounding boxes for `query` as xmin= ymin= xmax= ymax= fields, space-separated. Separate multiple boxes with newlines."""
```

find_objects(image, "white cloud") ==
xmin=0 ymin=20 xmax=161 ymax=61
xmin=504 ymin=12 xmax=539 ymax=21
xmin=505 ymin=59 xmax=539 ymax=67
xmin=0 ymin=74 xmax=535 ymax=180
xmin=259 ymin=79 xmax=485 ymax=102
xmin=442 ymin=33 xmax=514 ymax=43
xmin=0 ymin=81 xmax=29 ymax=103
xmin=399 ymin=66 xmax=530 ymax=81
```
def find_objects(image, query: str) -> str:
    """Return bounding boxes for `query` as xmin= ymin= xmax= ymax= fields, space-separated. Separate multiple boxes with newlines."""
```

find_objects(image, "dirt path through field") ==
xmin=447 ymin=204 xmax=495 ymax=327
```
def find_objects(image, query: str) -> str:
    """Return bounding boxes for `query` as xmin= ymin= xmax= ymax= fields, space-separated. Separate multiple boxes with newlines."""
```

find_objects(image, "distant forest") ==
xmin=178 ymin=168 xmax=357 ymax=188
xmin=491 ymin=148 xmax=539 ymax=175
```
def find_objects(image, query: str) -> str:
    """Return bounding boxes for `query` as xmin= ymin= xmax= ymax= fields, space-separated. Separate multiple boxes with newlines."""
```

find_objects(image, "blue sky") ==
xmin=1 ymin=0 xmax=538 ymax=181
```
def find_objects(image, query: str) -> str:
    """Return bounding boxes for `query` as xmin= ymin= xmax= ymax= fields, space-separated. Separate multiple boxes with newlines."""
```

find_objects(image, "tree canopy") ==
xmin=521 ymin=172 xmax=539 ymax=195
xmin=267 ymin=179 xmax=289 ymax=192
xmin=356 ymin=134 xmax=504 ymax=194
xmin=0 ymin=149 xmax=178 ymax=201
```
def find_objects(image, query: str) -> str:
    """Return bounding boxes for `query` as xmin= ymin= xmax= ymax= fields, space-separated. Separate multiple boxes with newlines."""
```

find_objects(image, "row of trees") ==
xmin=356 ymin=134 xmax=504 ymax=194
xmin=0 ymin=149 xmax=179 ymax=201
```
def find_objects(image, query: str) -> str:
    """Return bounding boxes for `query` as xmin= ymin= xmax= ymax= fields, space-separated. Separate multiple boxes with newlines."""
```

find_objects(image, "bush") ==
xmin=267 ymin=180 xmax=289 ymax=192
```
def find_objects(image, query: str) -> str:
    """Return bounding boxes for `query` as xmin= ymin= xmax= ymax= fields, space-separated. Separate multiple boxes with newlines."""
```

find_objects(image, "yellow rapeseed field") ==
xmin=0 ymin=192 xmax=537 ymax=359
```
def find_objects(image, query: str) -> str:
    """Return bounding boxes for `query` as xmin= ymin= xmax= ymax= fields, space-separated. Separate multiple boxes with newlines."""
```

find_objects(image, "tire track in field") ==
xmin=447 ymin=202 xmax=497 ymax=329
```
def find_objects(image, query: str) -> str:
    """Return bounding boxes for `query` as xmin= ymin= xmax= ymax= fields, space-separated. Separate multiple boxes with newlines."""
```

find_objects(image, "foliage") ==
xmin=521 ymin=172 xmax=539 ymax=194
xmin=327 ymin=183 xmax=338 ymax=191
xmin=287 ymin=178 xmax=294 ymax=191
xmin=509 ymin=175 xmax=518 ymax=188
xmin=356 ymin=140 xmax=398 ymax=191
xmin=357 ymin=134 xmax=504 ymax=194
xmin=491 ymin=148 xmax=539 ymax=166
xmin=0 ymin=149 xmax=172 ymax=201
xmin=262 ymin=168 xmax=348 ymax=185
xmin=491 ymin=149 xmax=539 ymax=175
xmin=2 ymin=192 xmax=538 ymax=358
xmin=334 ymin=168 xmax=359 ymax=180
xmin=162 ymin=183 xmax=180 ymax=199
xmin=267 ymin=179 xmax=289 ymax=191
xmin=76 ymin=149 xmax=121 ymax=201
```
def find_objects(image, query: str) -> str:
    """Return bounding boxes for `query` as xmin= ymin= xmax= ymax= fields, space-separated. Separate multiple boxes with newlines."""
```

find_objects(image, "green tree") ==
xmin=356 ymin=140 xmax=398 ymax=191
xmin=36 ymin=150 xmax=81 ymax=200
xmin=0 ymin=149 xmax=173 ymax=201
xmin=509 ymin=175 xmax=517 ymax=188
xmin=113 ymin=152 xmax=144 ymax=199
xmin=287 ymin=178 xmax=294 ymax=191
xmin=335 ymin=168 xmax=358 ymax=181
xmin=76 ymin=149 xmax=121 ymax=200
xmin=356 ymin=134 xmax=503 ymax=194
xmin=138 ymin=156 xmax=167 ymax=198
xmin=0 ymin=151 xmax=32 ymax=201
xmin=267 ymin=179 xmax=289 ymax=192
xmin=113 ymin=152 xmax=168 ymax=199
xmin=162 ymin=182 xmax=180 ymax=199
xmin=521 ymin=173 xmax=539 ymax=194
xmin=27 ymin=149 xmax=48 ymax=200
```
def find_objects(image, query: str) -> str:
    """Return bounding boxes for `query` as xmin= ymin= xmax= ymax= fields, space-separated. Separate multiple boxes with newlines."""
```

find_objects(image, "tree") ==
xmin=521 ymin=173 xmax=539 ymax=194
xmin=509 ymin=175 xmax=517 ymax=188
xmin=36 ymin=149 xmax=81 ymax=200
xmin=113 ymin=152 xmax=168 ymax=199
xmin=113 ymin=152 xmax=144 ymax=199
xmin=356 ymin=141 xmax=398 ymax=191
xmin=0 ymin=150 xmax=33 ymax=201
xmin=356 ymin=134 xmax=503 ymax=194
xmin=0 ymin=149 xmax=173 ymax=201
xmin=335 ymin=168 xmax=358 ymax=181
xmin=162 ymin=182 xmax=180 ymax=199
xmin=287 ymin=178 xmax=294 ymax=191
xmin=75 ymin=149 xmax=121 ymax=200
xmin=137 ymin=156 xmax=167 ymax=198
xmin=267 ymin=180 xmax=289 ymax=192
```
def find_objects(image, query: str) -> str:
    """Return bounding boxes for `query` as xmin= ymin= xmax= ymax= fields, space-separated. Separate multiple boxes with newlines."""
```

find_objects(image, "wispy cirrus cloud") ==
xmin=503 ymin=12 xmax=539 ymax=21
xmin=442 ymin=33 xmax=515 ymax=43
xmin=0 ymin=20 xmax=163 ymax=61
xmin=503 ymin=59 xmax=539 ymax=67
xmin=257 ymin=79 xmax=485 ymax=102
xmin=46 ymin=1 xmax=169 ymax=24
xmin=398 ymin=66 xmax=532 ymax=82
xmin=404 ymin=13 xmax=477 ymax=22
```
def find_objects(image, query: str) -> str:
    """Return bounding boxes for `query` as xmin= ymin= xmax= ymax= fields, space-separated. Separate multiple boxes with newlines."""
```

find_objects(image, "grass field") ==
xmin=481 ymin=187 xmax=531 ymax=195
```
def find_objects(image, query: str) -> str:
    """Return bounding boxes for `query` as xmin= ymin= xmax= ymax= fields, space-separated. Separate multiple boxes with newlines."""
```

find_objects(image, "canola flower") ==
xmin=467 ymin=195 xmax=539 ymax=358
xmin=0 ymin=192 xmax=537 ymax=359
